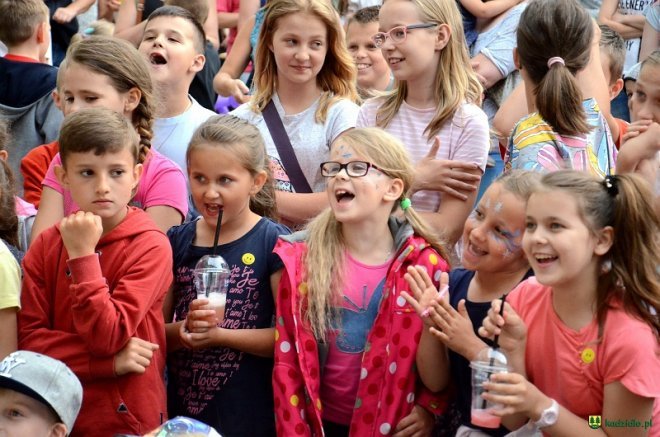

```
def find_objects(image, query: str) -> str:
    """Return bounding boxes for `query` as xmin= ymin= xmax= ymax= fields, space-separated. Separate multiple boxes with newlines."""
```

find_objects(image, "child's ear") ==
xmin=434 ymin=23 xmax=451 ymax=51
xmin=513 ymin=48 xmax=521 ymax=70
xmin=124 ymin=87 xmax=142 ymax=114
xmin=132 ymin=163 xmax=144 ymax=189
xmin=189 ymin=53 xmax=206 ymax=74
xmin=55 ymin=164 xmax=69 ymax=188
xmin=383 ymin=178 xmax=405 ymax=202
xmin=250 ymin=170 xmax=268 ymax=196
xmin=36 ymin=21 xmax=48 ymax=44
xmin=594 ymin=226 xmax=614 ymax=256
xmin=609 ymin=78 xmax=624 ymax=101
xmin=49 ymin=422 xmax=67 ymax=437
xmin=52 ymin=89 xmax=63 ymax=111
xmin=0 ymin=150 xmax=7 ymax=162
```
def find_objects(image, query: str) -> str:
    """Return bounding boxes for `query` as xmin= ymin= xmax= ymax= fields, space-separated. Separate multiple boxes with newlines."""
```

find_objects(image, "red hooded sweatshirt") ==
xmin=18 ymin=207 xmax=172 ymax=436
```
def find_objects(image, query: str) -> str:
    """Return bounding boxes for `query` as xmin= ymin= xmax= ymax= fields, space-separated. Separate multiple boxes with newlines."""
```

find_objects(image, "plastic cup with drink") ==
xmin=470 ymin=346 xmax=509 ymax=428
xmin=470 ymin=293 xmax=510 ymax=429
xmin=193 ymin=254 xmax=230 ymax=330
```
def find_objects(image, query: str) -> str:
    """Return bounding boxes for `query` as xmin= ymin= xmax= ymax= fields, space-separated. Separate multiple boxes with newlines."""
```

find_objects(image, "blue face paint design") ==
xmin=342 ymin=153 xmax=353 ymax=159
xmin=494 ymin=201 xmax=503 ymax=213
xmin=488 ymin=229 xmax=522 ymax=257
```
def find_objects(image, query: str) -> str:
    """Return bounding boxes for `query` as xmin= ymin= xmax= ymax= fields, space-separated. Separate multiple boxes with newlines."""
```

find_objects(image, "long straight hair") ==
xmin=251 ymin=0 xmax=359 ymax=123
xmin=303 ymin=127 xmax=449 ymax=340
xmin=375 ymin=0 xmax=482 ymax=140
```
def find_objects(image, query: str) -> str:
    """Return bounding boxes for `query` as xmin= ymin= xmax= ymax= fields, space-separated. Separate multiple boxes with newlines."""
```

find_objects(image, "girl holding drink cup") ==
xmin=163 ymin=115 xmax=290 ymax=436
xmin=480 ymin=171 xmax=660 ymax=435
xmin=402 ymin=171 xmax=539 ymax=436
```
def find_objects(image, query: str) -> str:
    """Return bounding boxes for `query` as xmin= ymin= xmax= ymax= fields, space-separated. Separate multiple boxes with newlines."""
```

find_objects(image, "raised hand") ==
xmin=478 ymin=299 xmax=527 ymax=357
xmin=60 ymin=211 xmax=103 ymax=259
xmin=401 ymin=266 xmax=448 ymax=326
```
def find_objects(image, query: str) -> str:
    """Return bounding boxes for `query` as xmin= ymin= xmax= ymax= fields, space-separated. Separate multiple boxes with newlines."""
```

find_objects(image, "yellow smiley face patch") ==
xmin=581 ymin=347 xmax=595 ymax=364
xmin=242 ymin=253 xmax=255 ymax=265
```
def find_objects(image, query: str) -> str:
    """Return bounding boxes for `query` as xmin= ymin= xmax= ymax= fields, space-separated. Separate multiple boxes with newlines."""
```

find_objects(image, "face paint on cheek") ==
xmin=494 ymin=201 xmax=503 ymax=213
xmin=489 ymin=229 xmax=523 ymax=258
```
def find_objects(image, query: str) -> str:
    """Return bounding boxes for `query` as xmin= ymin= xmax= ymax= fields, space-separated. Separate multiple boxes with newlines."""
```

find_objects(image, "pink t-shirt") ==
xmin=15 ymin=196 xmax=36 ymax=216
xmin=216 ymin=0 xmax=240 ymax=52
xmin=507 ymin=278 xmax=660 ymax=429
xmin=357 ymin=99 xmax=489 ymax=212
xmin=42 ymin=149 xmax=189 ymax=218
xmin=320 ymin=254 xmax=391 ymax=425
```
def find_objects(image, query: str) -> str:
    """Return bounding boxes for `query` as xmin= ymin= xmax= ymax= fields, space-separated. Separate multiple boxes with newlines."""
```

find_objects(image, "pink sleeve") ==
xmin=136 ymin=152 xmax=189 ymax=219
xmin=42 ymin=153 xmax=64 ymax=194
xmin=602 ymin=315 xmax=660 ymax=399
xmin=448 ymin=105 xmax=490 ymax=172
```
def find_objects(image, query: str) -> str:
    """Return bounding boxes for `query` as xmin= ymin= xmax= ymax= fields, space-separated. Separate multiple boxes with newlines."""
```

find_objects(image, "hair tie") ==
xmin=400 ymin=198 xmax=412 ymax=211
xmin=603 ymin=175 xmax=619 ymax=197
xmin=547 ymin=57 xmax=565 ymax=68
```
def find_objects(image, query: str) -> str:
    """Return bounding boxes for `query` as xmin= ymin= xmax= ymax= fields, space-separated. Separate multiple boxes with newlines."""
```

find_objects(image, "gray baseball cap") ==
xmin=0 ymin=351 xmax=83 ymax=431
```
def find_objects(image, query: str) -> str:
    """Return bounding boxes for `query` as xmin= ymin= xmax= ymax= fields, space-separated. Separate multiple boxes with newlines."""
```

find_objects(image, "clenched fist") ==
xmin=60 ymin=211 xmax=104 ymax=259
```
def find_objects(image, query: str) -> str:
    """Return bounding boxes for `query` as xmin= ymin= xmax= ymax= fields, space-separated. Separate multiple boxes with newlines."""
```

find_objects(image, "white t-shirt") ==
xmin=619 ymin=0 xmax=653 ymax=71
xmin=357 ymin=98 xmax=489 ymax=212
xmin=231 ymin=93 xmax=360 ymax=192
xmin=152 ymin=96 xmax=216 ymax=173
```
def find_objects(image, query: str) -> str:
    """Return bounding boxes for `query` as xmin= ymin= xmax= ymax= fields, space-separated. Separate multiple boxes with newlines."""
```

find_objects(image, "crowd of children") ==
xmin=0 ymin=0 xmax=658 ymax=435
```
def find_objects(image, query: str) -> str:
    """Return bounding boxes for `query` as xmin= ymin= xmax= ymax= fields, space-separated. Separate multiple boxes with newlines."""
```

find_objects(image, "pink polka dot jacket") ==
xmin=273 ymin=222 xmax=450 ymax=436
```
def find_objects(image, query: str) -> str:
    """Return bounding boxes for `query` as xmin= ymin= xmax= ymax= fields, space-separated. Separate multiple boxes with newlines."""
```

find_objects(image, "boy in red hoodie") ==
xmin=18 ymin=107 xmax=173 ymax=436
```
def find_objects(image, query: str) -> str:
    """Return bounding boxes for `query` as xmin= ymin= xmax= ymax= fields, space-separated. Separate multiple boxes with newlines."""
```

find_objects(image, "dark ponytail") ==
xmin=517 ymin=0 xmax=593 ymax=136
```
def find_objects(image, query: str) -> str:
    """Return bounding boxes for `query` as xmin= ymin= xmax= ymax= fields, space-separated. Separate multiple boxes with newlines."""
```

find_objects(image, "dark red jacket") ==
xmin=18 ymin=208 xmax=172 ymax=436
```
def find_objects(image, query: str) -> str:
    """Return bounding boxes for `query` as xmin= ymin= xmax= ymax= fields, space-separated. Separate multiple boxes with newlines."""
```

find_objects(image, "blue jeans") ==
xmin=476 ymin=150 xmax=504 ymax=205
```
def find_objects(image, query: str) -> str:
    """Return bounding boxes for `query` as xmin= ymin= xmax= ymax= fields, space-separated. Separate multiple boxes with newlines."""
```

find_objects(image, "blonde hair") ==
xmin=535 ymin=171 xmax=660 ymax=340
xmin=70 ymin=19 xmax=115 ymax=46
xmin=304 ymin=127 xmax=449 ymax=340
xmin=251 ymin=0 xmax=359 ymax=123
xmin=375 ymin=0 xmax=482 ymax=140
xmin=186 ymin=115 xmax=278 ymax=220
xmin=495 ymin=170 xmax=542 ymax=201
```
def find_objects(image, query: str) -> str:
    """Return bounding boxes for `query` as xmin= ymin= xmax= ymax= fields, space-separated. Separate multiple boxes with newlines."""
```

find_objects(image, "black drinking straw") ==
xmin=481 ymin=293 xmax=508 ymax=409
xmin=491 ymin=293 xmax=507 ymax=351
xmin=211 ymin=209 xmax=223 ymax=256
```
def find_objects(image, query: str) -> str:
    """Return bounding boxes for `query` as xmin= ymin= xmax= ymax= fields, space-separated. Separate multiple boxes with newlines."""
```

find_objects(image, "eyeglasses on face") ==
xmin=320 ymin=161 xmax=382 ymax=177
xmin=371 ymin=23 xmax=438 ymax=48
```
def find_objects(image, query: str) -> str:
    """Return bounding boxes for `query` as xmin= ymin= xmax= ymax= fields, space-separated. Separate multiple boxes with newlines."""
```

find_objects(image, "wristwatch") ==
xmin=533 ymin=399 xmax=559 ymax=429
